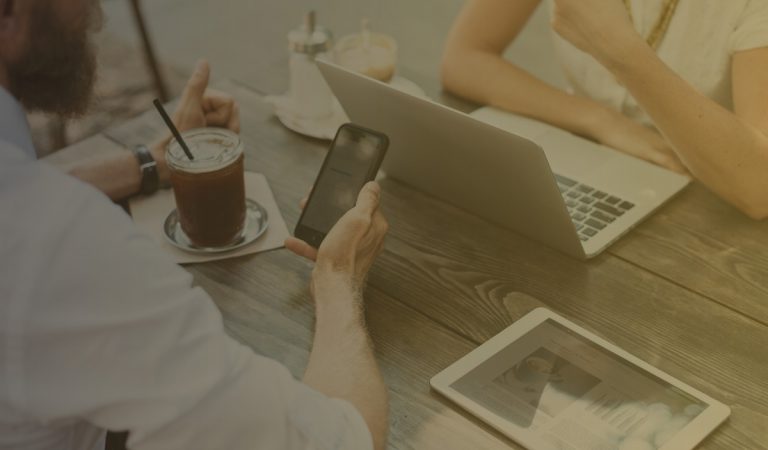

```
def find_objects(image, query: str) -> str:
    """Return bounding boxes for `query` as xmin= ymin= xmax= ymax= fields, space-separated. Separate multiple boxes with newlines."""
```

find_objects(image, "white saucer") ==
xmin=265 ymin=76 xmax=427 ymax=140
xmin=163 ymin=198 xmax=269 ymax=254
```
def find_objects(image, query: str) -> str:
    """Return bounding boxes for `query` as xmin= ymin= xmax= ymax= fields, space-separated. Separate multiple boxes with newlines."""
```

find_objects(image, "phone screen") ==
xmin=296 ymin=124 xmax=388 ymax=245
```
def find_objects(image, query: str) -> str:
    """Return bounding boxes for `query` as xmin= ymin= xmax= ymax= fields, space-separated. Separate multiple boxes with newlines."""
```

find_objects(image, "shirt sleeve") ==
xmin=8 ymin=166 xmax=373 ymax=450
xmin=729 ymin=1 xmax=768 ymax=53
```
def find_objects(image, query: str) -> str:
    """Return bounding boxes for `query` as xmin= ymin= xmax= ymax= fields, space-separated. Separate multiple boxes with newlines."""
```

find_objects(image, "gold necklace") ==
xmin=623 ymin=0 xmax=680 ymax=50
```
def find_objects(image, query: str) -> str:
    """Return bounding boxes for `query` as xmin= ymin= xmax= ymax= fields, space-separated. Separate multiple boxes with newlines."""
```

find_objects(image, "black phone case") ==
xmin=294 ymin=123 xmax=389 ymax=248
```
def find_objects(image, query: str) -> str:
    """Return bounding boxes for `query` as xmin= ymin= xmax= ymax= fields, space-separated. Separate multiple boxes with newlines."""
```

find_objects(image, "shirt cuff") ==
xmin=288 ymin=393 xmax=375 ymax=450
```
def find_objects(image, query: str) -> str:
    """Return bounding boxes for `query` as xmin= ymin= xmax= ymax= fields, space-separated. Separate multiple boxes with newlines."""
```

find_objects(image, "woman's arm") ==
xmin=441 ymin=0 xmax=685 ymax=172
xmin=551 ymin=0 xmax=768 ymax=219
xmin=442 ymin=0 xmax=601 ymax=136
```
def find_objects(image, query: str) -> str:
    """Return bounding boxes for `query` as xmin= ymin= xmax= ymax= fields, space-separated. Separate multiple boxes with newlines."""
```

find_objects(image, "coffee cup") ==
xmin=166 ymin=128 xmax=246 ymax=248
xmin=335 ymin=23 xmax=397 ymax=83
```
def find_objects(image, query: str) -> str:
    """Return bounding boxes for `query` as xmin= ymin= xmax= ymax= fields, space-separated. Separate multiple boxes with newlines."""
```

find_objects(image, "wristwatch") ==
xmin=131 ymin=144 xmax=159 ymax=196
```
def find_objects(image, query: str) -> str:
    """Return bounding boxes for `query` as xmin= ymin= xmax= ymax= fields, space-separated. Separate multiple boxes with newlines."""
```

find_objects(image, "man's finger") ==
xmin=182 ymin=60 xmax=211 ymax=100
xmin=297 ymin=187 xmax=312 ymax=210
xmin=203 ymin=90 xmax=234 ymax=110
xmin=204 ymin=104 xmax=235 ymax=128
xmin=203 ymin=102 xmax=240 ymax=132
xmin=373 ymin=211 xmax=389 ymax=236
xmin=354 ymin=182 xmax=381 ymax=217
xmin=285 ymin=237 xmax=319 ymax=261
xmin=227 ymin=104 xmax=241 ymax=133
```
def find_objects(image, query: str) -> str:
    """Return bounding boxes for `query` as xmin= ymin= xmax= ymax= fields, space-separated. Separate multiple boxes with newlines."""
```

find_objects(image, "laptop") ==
xmin=317 ymin=61 xmax=690 ymax=259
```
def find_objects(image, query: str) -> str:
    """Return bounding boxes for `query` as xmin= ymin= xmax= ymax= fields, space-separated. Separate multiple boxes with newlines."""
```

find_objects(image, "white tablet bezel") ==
xmin=430 ymin=308 xmax=730 ymax=450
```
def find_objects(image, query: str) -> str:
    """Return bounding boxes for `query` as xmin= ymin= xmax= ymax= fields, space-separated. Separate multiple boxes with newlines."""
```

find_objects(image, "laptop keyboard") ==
xmin=555 ymin=174 xmax=635 ymax=242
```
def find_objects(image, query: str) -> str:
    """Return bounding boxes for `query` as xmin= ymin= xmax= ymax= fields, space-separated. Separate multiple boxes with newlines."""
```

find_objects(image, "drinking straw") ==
xmin=153 ymin=98 xmax=194 ymax=160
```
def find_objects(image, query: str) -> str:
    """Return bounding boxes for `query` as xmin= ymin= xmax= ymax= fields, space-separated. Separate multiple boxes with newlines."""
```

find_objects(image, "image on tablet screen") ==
xmin=450 ymin=320 xmax=707 ymax=450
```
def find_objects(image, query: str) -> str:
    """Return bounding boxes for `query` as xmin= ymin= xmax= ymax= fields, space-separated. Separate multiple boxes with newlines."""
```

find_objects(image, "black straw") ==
xmin=153 ymin=99 xmax=194 ymax=161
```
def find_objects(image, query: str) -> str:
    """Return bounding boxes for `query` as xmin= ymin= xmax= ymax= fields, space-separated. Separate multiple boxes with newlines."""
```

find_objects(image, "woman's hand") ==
xmin=589 ymin=109 xmax=688 ymax=174
xmin=551 ymin=1 xmax=689 ymax=174
xmin=551 ymin=0 xmax=642 ymax=63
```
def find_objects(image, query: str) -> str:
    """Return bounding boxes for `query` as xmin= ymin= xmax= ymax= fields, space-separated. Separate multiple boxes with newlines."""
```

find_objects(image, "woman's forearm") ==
xmin=600 ymin=40 xmax=768 ymax=219
xmin=441 ymin=47 xmax=614 ymax=140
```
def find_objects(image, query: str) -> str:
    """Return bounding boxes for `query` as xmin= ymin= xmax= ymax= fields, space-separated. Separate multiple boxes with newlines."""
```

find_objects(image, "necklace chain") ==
xmin=622 ymin=0 xmax=680 ymax=50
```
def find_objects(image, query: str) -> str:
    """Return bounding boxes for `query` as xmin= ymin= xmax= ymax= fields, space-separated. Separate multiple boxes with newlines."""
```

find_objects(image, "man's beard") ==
xmin=7 ymin=1 xmax=101 ymax=117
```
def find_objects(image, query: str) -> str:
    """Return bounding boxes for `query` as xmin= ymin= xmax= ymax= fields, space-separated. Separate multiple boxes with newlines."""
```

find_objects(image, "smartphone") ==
xmin=294 ymin=123 xmax=389 ymax=248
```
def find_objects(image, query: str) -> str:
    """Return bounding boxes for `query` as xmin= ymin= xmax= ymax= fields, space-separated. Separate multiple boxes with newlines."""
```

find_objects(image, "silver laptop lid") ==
xmin=318 ymin=61 xmax=585 ymax=258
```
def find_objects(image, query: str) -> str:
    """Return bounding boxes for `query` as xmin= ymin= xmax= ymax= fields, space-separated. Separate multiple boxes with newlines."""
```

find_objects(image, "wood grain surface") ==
xmin=227 ymin=51 xmax=768 ymax=329
xmin=48 ymin=80 xmax=768 ymax=449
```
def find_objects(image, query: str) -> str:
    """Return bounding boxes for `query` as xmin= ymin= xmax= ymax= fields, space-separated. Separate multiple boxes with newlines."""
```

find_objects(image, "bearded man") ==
xmin=0 ymin=1 xmax=390 ymax=449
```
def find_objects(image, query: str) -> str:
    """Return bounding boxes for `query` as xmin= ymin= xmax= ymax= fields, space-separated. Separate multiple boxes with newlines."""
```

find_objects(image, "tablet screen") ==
xmin=450 ymin=319 xmax=708 ymax=449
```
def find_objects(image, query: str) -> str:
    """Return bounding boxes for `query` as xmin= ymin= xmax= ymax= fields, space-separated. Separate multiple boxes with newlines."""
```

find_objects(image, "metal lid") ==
xmin=288 ymin=11 xmax=333 ymax=55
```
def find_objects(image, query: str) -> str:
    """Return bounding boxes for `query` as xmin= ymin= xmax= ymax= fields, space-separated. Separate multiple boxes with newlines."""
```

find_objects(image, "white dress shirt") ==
xmin=0 ymin=87 xmax=373 ymax=450
xmin=546 ymin=0 xmax=768 ymax=128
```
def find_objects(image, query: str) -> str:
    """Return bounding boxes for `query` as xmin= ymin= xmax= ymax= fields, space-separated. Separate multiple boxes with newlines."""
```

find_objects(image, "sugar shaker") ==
xmin=288 ymin=11 xmax=334 ymax=118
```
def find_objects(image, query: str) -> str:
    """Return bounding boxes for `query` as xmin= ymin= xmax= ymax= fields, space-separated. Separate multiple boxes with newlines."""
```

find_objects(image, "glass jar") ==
xmin=166 ymin=128 xmax=246 ymax=248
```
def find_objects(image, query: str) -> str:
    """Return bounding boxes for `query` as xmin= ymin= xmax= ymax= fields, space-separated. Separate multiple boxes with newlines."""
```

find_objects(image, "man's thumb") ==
xmin=183 ymin=60 xmax=210 ymax=99
xmin=355 ymin=182 xmax=381 ymax=217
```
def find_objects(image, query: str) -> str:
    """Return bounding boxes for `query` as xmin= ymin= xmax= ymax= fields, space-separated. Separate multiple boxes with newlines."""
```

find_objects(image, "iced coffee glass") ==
xmin=166 ymin=128 xmax=246 ymax=248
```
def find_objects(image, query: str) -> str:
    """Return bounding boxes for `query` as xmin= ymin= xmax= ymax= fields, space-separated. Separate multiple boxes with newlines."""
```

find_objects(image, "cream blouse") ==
xmin=547 ymin=0 xmax=768 ymax=128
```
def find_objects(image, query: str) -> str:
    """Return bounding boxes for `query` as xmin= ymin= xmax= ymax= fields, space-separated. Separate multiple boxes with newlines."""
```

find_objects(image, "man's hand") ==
xmin=150 ymin=59 xmax=241 ymax=184
xmin=285 ymin=182 xmax=389 ymax=298
xmin=172 ymin=59 xmax=241 ymax=134
xmin=292 ymin=184 xmax=390 ymax=450
xmin=590 ymin=109 xmax=688 ymax=174
xmin=551 ymin=0 xmax=642 ymax=63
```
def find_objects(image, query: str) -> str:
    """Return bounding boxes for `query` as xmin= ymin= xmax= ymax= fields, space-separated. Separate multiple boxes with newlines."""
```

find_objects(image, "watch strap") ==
xmin=132 ymin=145 xmax=159 ymax=196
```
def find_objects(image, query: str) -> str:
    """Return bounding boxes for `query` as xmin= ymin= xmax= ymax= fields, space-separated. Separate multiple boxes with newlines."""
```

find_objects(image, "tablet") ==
xmin=431 ymin=308 xmax=730 ymax=450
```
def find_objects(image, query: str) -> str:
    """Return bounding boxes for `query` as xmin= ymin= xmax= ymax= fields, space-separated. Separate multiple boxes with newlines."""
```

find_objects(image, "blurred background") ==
xmin=32 ymin=0 xmax=566 ymax=155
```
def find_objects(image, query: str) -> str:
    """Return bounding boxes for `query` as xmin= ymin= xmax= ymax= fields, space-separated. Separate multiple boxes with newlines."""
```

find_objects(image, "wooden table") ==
xmin=47 ymin=76 xmax=768 ymax=449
